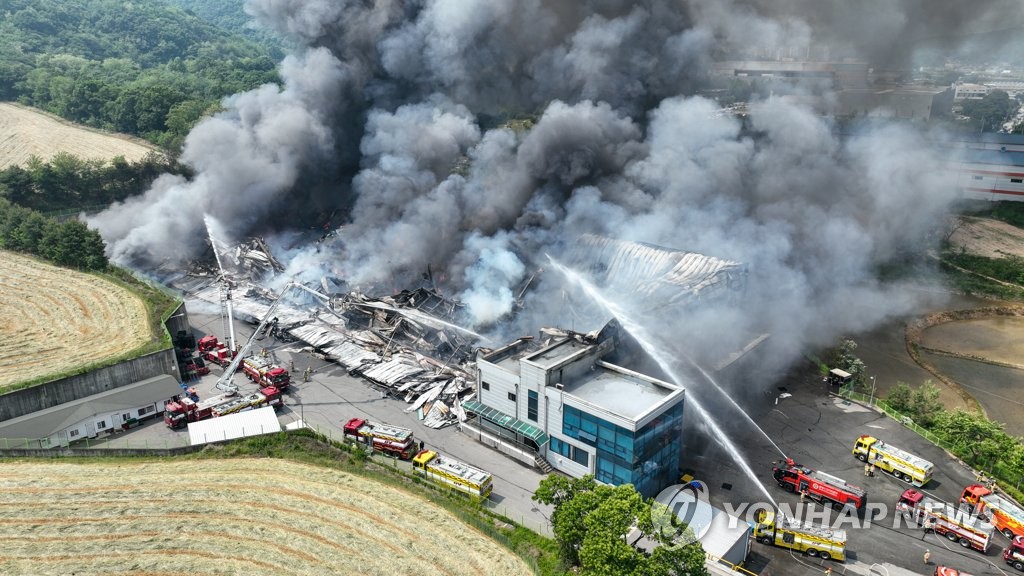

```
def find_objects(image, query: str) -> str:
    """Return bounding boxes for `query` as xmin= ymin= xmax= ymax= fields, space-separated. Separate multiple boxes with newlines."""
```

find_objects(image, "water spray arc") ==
xmin=547 ymin=255 xmax=778 ymax=505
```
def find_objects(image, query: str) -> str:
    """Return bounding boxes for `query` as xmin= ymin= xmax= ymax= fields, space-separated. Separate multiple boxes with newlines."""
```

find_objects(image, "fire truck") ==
xmin=852 ymin=435 xmax=934 ymax=487
xmin=896 ymin=489 xmax=994 ymax=552
xmin=413 ymin=449 xmax=493 ymax=499
xmin=773 ymin=458 xmax=867 ymax=510
xmin=343 ymin=418 xmax=417 ymax=460
xmin=163 ymin=387 xmax=281 ymax=429
xmin=1005 ymin=535 xmax=1024 ymax=571
xmin=935 ymin=567 xmax=976 ymax=576
xmin=753 ymin=510 xmax=846 ymax=561
xmin=241 ymin=355 xmax=290 ymax=391
xmin=210 ymin=388 xmax=282 ymax=417
xmin=197 ymin=335 xmax=234 ymax=367
xmin=961 ymin=483 xmax=1024 ymax=540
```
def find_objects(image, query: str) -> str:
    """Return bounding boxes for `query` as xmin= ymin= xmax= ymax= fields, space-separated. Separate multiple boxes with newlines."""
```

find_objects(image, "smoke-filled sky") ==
xmin=91 ymin=0 xmax=1023 ymax=373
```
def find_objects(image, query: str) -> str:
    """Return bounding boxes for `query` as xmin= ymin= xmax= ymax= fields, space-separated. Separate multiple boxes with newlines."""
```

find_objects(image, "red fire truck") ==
xmin=197 ymin=335 xmax=233 ymax=367
xmin=897 ymin=489 xmax=993 ymax=552
xmin=343 ymin=418 xmax=418 ymax=459
xmin=773 ymin=458 xmax=868 ymax=510
xmin=1006 ymin=535 xmax=1024 ymax=571
xmin=164 ymin=387 xmax=281 ymax=429
xmin=242 ymin=355 xmax=290 ymax=391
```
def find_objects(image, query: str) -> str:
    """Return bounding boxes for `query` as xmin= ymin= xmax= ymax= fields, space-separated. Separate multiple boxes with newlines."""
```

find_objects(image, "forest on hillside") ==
xmin=0 ymin=0 xmax=281 ymax=150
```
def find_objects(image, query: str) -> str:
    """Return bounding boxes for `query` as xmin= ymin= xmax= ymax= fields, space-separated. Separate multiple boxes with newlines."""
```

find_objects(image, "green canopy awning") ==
xmin=462 ymin=399 xmax=549 ymax=445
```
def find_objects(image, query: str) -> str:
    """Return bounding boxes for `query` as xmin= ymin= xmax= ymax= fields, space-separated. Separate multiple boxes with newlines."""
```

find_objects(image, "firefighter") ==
xmin=824 ymin=567 xmax=832 ymax=576
xmin=303 ymin=366 xmax=312 ymax=382
xmin=800 ymin=489 xmax=807 ymax=503
xmin=870 ymin=463 xmax=877 ymax=477
xmin=289 ymin=359 xmax=295 ymax=372
xmin=923 ymin=549 xmax=931 ymax=564
xmin=864 ymin=463 xmax=871 ymax=477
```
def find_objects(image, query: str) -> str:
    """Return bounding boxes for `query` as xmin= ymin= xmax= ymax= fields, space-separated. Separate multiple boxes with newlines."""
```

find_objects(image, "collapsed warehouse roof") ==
xmin=564 ymin=234 xmax=748 ymax=310
xmin=182 ymin=237 xmax=482 ymax=430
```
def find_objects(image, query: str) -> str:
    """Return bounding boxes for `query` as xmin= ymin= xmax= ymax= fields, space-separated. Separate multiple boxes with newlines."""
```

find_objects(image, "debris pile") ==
xmin=182 ymin=238 xmax=482 ymax=429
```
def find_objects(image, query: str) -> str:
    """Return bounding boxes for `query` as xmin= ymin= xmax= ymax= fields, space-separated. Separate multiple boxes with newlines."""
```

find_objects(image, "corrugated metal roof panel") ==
xmin=187 ymin=406 xmax=281 ymax=445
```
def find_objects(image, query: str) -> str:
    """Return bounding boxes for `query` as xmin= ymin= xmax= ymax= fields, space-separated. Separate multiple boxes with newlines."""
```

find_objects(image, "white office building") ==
xmin=463 ymin=328 xmax=685 ymax=497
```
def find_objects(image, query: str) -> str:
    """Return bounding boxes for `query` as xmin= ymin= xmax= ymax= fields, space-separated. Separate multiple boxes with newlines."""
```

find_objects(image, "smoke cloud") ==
xmin=91 ymin=0 xmax=1020 ymax=383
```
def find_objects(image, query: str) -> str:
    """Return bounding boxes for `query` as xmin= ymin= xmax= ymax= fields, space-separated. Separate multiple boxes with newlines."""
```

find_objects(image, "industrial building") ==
xmin=835 ymin=85 xmax=954 ymax=121
xmin=0 ymin=374 xmax=181 ymax=448
xmin=947 ymin=134 xmax=1024 ymax=201
xmin=464 ymin=327 xmax=685 ymax=498
xmin=954 ymin=81 xmax=1024 ymax=101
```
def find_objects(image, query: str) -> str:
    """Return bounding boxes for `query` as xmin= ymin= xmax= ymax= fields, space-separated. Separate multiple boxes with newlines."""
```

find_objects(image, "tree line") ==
xmin=0 ymin=152 xmax=188 ymax=214
xmin=0 ymin=198 xmax=107 ymax=270
xmin=0 ymin=0 xmax=280 ymax=150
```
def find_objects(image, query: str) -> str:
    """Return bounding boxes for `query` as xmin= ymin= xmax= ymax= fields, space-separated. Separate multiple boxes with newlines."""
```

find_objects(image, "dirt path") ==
xmin=948 ymin=215 xmax=1024 ymax=259
xmin=0 ymin=102 xmax=158 ymax=168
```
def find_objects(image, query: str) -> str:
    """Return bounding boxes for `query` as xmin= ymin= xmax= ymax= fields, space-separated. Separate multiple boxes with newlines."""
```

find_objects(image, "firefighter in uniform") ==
xmin=303 ymin=366 xmax=312 ymax=382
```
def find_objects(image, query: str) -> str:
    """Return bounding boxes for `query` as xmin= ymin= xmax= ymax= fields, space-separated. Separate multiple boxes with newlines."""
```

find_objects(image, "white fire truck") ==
xmin=897 ymin=489 xmax=993 ymax=552
xmin=853 ymin=435 xmax=933 ymax=487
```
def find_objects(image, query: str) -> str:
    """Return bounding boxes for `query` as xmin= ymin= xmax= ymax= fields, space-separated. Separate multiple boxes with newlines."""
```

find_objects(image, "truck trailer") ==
xmin=343 ymin=418 xmax=417 ymax=460
xmin=961 ymin=483 xmax=1024 ymax=540
xmin=413 ymin=449 xmax=492 ymax=499
xmin=897 ymin=489 xmax=993 ymax=552
xmin=753 ymin=510 xmax=846 ymax=561
xmin=773 ymin=458 xmax=867 ymax=510
xmin=852 ymin=435 xmax=933 ymax=487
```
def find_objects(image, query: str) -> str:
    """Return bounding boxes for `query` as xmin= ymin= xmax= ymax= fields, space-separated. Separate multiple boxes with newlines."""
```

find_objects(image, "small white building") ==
xmin=0 ymin=375 xmax=181 ymax=448
xmin=464 ymin=328 xmax=685 ymax=498
xmin=954 ymin=82 xmax=990 ymax=101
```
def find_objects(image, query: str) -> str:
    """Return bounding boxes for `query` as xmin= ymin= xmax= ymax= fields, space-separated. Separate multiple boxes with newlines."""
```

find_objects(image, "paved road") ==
xmin=112 ymin=308 xmax=553 ymax=535
xmin=688 ymin=361 xmax=1015 ymax=576
xmin=105 ymin=301 xmax=1018 ymax=574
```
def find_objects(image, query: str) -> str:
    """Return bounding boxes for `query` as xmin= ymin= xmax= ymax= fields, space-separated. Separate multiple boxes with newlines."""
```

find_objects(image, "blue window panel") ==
xmin=580 ymin=414 xmax=598 ymax=436
xmin=527 ymin=390 xmax=538 ymax=421
xmin=577 ymin=430 xmax=597 ymax=445
xmin=571 ymin=446 xmax=589 ymax=467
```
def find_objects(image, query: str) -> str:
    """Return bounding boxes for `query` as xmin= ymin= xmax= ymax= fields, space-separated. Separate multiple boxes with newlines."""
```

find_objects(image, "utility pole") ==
xmin=869 ymin=375 xmax=877 ymax=406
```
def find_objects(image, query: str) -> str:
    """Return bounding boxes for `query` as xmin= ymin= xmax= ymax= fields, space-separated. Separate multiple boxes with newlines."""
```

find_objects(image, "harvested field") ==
xmin=0 ymin=459 xmax=532 ymax=576
xmin=0 ymin=251 xmax=150 ymax=387
xmin=949 ymin=216 xmax=1024 ymax=259
xmin=0 ymin=102 xmax=158 ymax=169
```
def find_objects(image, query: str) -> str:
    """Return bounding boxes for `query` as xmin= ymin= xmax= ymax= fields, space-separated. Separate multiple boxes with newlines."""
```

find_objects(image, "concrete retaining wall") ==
xmin=0 ymin=349 xmax=179 ymax=422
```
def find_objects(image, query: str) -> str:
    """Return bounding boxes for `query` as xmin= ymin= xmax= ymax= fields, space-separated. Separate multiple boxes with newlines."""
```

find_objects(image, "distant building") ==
xmin=835 ymin=85 xmax=954 ymax=121
xmin=953 ymin=134 xmax=1024 ymax=201
xmin=953 ymin=81 xmax=1024 ymax=101
xmin=463 ymin=328 xmax=685 ymax=498
xmin=713 ymin=60 xmax=869 ymax=89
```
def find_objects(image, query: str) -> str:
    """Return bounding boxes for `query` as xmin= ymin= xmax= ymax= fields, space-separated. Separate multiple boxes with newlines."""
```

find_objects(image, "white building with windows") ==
xmin=463 ymin=328 xmax=686 ymax=498
xmin=0 ymin=375 xmax=181 ymax=448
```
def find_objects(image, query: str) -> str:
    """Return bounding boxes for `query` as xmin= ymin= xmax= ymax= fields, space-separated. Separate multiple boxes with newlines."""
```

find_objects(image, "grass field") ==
xmin=0 ymin=102 xmax=157 ymax=169
xmin=0 ymin=251 xmax=151 ymax=388
xmin=0 ymin=459 xmax=533 ymax=576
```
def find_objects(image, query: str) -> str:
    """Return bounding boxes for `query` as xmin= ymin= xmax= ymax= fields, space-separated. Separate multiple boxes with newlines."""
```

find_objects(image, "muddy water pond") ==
xmin=920 ymin=316 xmax=1024 ymax=436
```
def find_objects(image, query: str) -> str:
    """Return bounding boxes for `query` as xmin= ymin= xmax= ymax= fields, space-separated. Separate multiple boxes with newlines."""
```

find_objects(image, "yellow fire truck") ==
xmin=852 ymin=435 xmax=933 ymax=487
xmin=413 ymin=449 xmax=493 ymax=499
xmin=753 ymin=510 xmax=846 ymax=561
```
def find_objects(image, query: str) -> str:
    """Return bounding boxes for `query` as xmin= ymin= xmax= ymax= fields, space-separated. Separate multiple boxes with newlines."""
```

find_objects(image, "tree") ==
xmin=932 ymin=410 xmax=1010 ymax=467
xmin=832 ymin=338 xmax=867 ymax=390
xmin=962 ymin=90 xmax=1016 ymax=132
xmin=909 ymin=380 xmax=944 ymax=427
xmin=533 ymin=476 xmax=708 ymax=576
xmin=886 ymin=381 xmax=913 ymax=413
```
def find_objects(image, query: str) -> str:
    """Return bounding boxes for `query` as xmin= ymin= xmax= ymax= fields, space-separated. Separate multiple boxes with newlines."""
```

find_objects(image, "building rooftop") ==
xmin=961 ymin=149 xmax=1024 ymax=166
xmin=525 ymin=338 xmax=591 ymax=369
xmin=564 ymin=363 xmax=678 ymax=421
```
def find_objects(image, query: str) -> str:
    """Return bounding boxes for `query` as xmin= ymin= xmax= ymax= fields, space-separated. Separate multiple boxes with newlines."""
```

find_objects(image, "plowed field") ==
xmin=0 ymin=459 xmax=531 ymax=576
xmin=0 ymin=251 xmax=151 ymax=387
xmin=0 ymin=102 xmax=157 ymax=168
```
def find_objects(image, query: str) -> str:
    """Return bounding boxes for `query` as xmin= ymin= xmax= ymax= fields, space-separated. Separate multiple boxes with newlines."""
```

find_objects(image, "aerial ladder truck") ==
xmin=215 ymin=281 xmax=337 ymax=394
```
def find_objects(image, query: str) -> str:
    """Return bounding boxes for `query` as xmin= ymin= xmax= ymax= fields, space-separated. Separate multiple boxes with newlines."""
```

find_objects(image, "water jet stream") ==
xmin=547 ymin=255 xmax=777 ymax=505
